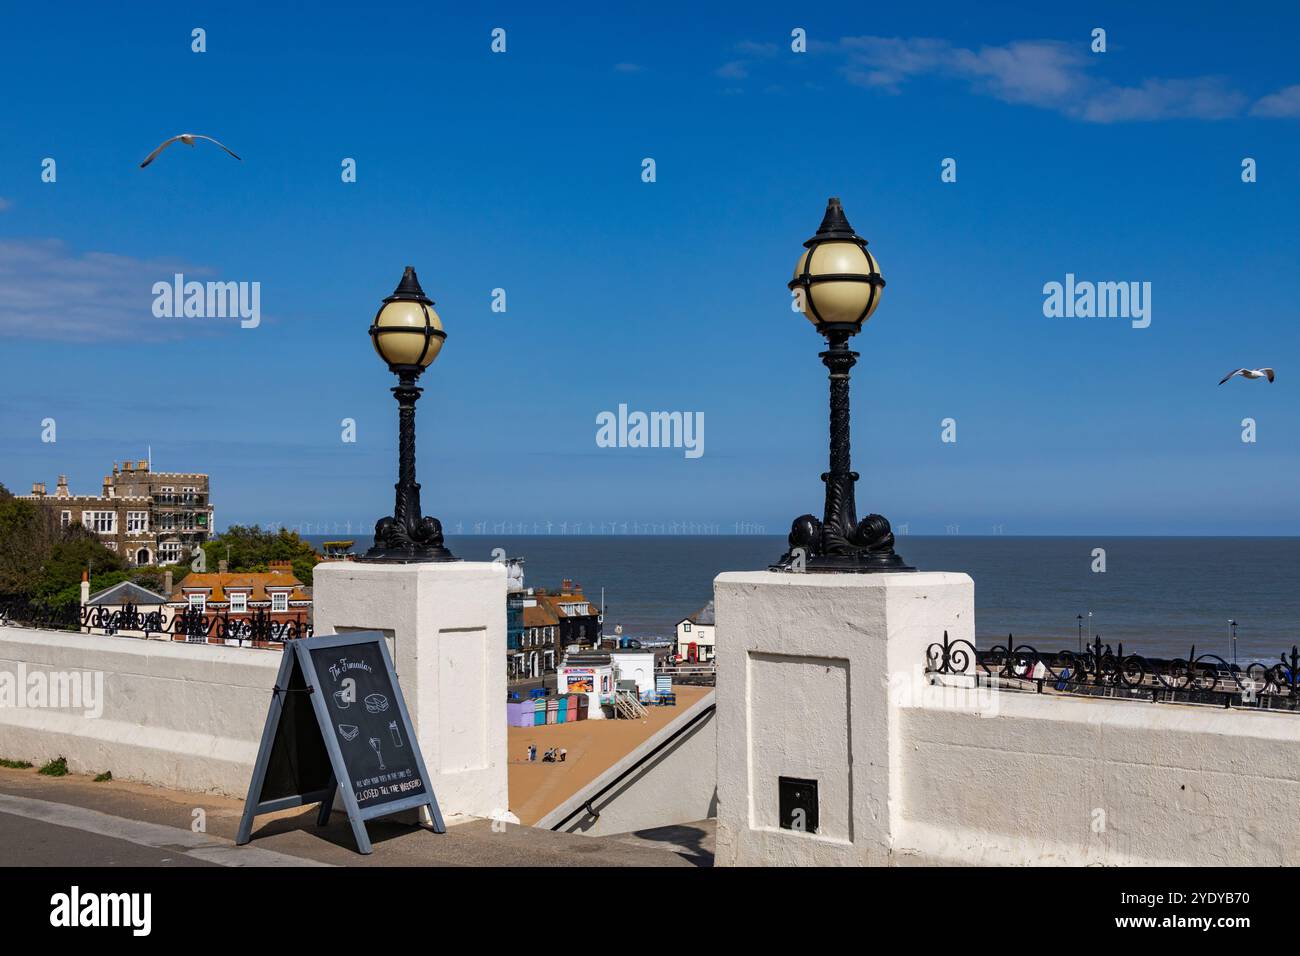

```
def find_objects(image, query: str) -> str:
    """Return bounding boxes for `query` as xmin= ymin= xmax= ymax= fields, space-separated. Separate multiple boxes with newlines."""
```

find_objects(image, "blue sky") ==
xmin=1 ymin=1 xmax=1298 ymax=535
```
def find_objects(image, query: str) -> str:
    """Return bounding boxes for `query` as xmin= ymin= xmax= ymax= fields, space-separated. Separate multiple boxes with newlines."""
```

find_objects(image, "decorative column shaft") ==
xmin=365 ymin=372 xmax=455 ymax=563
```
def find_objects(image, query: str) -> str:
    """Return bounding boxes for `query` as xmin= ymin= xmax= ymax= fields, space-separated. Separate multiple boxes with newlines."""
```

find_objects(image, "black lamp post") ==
xmin=363 ymin=266 xmax=457 ymax=563
xmin=773 ymin=198 xmax=914 ymax=573
xmin=1076 ymin=614 xmax=1084 ymax=653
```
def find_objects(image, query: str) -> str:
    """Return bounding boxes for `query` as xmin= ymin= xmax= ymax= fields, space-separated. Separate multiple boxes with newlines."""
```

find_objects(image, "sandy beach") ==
xmin=508 ymin=684 xmax=711 ymax=825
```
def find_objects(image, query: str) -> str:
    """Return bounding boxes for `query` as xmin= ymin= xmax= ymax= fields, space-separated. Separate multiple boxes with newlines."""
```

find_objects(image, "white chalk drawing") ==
xmin=333 ymin=689 xmax=352 ymax=710
xmin=337 ymin=724 xmax=359 ymax=742
xmin=364 ymin=693 xmax=390 ymax=714
xmin=389 ymin=720 xmax=403 ymax=748
xmin=369 ymin=737 xmax=386 ymax=770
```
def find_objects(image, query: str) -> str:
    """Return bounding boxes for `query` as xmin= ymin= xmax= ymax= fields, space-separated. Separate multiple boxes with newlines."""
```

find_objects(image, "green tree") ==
xmin=34 ymin=525 xmax=127 ymax=609
xmin=0 ymin=484 xmax=57 ymax=598
xmin=0 ymin=483 xmax=126 ymax=609
xmin=201 ymin=525 xmax=319 ymax=584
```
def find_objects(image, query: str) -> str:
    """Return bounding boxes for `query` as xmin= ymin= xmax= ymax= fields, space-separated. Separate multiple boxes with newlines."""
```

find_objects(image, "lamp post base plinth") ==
xmin=363 ymin=544 xmax=458 ymax=564
xmin=770 ymin=551 xmax=915 ymax=574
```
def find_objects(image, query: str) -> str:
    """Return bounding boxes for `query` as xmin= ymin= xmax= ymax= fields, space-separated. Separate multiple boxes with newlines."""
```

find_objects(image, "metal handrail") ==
xmin=549 ymin=699 xmax=716 ymax=831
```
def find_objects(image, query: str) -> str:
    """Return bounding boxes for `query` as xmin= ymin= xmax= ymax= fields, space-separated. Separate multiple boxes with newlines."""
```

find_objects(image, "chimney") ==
xmin=56 ymin=475 xmax=69 ymax=498
xmin=80 ymin=570 xmax=90 ymax=608
xmin=268 ymin=560 xmax=292 ymax=575
xmin=124 ymin=461 xmax=133 ymax=472
xmin=138 ymin=459 xmax=148 ymax=472
xmin=103 ymin=476 xmax=114 ymax=497
xmin=218 ymin=559 xmax=229 ymax=574
xmin=31 ymin=481 xmax=44 ymax=497
xmin=561 ymin=578 xmax=573 ymax=594
xmin=163 ymin=570 xmax=174 ymax=596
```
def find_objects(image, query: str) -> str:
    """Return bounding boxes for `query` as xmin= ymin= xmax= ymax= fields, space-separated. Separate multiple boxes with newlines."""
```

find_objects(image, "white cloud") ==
xmin=716 ymin=60 xmax=749 ymax=80
xmin=0 ymin=198 xmax=12 ymax=212
xmin=0 ymin=238 xmax=213 ymax=340
xmin=1081 ymin=77 xmax=1245 ymax=122
xmin=1251 ymin=84 xmax=1300 ymax=118
xmin=613 ymin=62 xmax=643 ymax=73
xmin=746 ymin=34 xmax=1252 ymax=123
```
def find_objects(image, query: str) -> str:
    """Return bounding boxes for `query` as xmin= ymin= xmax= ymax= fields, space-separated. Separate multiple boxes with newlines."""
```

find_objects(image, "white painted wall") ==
xmin=707 ymin=567 xmax=1300 ymax=867
xmin=312 ymin=561 xmax=508 ymax=821
xmin=612 ymin=651 xmax=656 ymax=696
xmin=713 ymin=570 xmax=974 ymax=866
xmin=896 ymin=685 xmax=1300 ymax=866
xmin=539 ymin=692 xmax=716 ymax=836
xmin=0 ymin=626 xmax=277 ymax=795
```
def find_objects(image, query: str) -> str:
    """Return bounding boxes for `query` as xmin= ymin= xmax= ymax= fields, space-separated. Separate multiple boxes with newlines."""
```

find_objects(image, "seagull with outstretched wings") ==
xmin=1219 ymin=368 xmax=1275 ymax=385
xmin=139 ymin=133 xmax=242 ymax=168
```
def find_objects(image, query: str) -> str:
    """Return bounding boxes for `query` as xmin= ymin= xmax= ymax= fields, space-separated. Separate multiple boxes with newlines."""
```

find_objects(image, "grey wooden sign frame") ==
xmin=236 ymin=631 xmax=445 ymax=854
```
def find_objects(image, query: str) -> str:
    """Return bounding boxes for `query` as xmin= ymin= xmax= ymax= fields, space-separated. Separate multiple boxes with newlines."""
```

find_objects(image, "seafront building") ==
xmin=21 ymin=459 xmax=214 ymax=566
xmin=169 ymin=560 xmax=311 ymax=637
xmin=675 ymin=599 xmax=716 ymax=663
xmin=509 ymin=574 xmax=603 ymax=681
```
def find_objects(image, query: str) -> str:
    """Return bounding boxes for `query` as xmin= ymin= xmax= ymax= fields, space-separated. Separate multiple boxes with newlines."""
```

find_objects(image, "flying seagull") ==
xmin=1219 ymin=368 xmax=1275 ymax=385
xmin=139 ymin=133 xmax=242 ymax=168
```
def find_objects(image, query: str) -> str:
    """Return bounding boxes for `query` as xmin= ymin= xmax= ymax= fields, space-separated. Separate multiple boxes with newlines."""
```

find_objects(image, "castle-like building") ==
xmin=22 ymin=458 xmax=214 ymax=566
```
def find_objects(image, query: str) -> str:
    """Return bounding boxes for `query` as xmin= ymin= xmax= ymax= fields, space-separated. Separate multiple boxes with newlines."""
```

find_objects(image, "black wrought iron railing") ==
xmin=0 ymin=599 xmax=311 ymax=647
xmin=925 ymin=631 xmax=1300 ymax=710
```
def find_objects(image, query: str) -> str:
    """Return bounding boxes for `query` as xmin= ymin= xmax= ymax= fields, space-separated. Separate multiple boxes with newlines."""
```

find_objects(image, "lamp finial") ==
xmin=388 ymin=265 xmax=433 ymax=304
xmin=813 ymin=196 xmax=858 ymax=242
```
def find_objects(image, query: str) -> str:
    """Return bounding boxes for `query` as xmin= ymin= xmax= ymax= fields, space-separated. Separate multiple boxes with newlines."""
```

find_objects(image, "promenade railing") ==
xmin=926 ymin=631 xmax=1300 ymax=711
xmin=0 ymin=598 xmax=311 ymax=649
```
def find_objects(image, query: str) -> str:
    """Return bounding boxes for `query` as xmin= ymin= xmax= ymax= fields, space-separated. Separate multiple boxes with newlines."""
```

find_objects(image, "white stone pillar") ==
xmin=312 ymin=561 xmax=508 ymax=821
xmin=713 ymin=570 xmax=974 ymax=866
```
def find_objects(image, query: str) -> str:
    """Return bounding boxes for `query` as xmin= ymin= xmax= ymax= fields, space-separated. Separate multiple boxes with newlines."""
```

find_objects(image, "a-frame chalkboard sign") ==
xmin=236 ymin=631 xmax=444 ymax=854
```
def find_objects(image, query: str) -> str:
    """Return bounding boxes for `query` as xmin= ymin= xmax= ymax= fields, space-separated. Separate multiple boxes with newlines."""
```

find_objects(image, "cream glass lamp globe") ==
xmin=793 ymin=242 xmax=883 ymax=329
xmin=371 ymin=299 xmax=445 ymax=368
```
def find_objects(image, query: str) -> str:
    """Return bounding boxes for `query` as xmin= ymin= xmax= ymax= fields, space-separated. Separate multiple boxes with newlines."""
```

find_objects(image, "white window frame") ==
xmin=270 ymin=592 xmax=289 ymax=613
xmin=188 ymin=594 xmax=206 ymax=613
xmin=127 ymin=511 xmax=149 ymax=533
xmin=85 ymin=511 xmax=117 ymax=534
xmin=229 ymin=592 xmax=248 ymax=613
xmin=158 ymin=542 xmax=181 ymax=563
xmin=60 ymin=510 xmax=71 ymax=528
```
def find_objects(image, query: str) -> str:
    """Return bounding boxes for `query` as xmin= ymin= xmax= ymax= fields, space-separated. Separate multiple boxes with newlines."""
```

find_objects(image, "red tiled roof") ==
xmin=173 ymin=570 xmax=307 ymax=603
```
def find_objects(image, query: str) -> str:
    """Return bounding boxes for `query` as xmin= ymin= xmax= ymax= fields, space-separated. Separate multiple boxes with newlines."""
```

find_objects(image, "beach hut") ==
xmin=533 ymin=698 xmax=547 ymax=726
xmin=507 ymin=700 xmax=534 ymax=728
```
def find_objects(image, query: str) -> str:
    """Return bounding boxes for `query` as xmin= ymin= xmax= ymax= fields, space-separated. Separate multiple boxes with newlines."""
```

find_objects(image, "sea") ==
xmin=302 ymin=535 xmax=1300 ymax=663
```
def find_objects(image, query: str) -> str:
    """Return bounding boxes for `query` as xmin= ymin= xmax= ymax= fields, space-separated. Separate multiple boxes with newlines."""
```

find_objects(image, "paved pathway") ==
xmin=0 ymin=768 xmax=707 ymax=867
